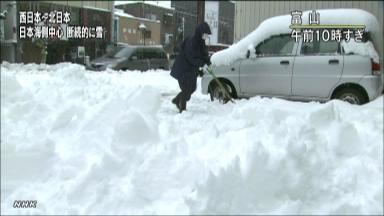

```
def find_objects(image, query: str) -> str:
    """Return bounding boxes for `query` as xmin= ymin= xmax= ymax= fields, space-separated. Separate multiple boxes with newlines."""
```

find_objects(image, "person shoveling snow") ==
xmin=170 ymin=22 xmax=212 ymax=113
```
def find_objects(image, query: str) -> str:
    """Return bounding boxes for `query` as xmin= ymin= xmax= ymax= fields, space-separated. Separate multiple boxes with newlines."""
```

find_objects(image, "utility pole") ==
xmin=197 ymin=0 xmax=205 ymax=24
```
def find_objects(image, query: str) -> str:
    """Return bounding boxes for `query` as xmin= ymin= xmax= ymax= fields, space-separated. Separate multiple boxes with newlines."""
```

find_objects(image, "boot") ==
xmin=172 ymin=96 xmax=180 ymax=110
xmin=178 ymin=99 xmax=186 ymax=113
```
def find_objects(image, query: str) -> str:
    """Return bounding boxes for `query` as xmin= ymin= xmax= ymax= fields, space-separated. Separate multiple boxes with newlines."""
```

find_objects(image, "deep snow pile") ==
xmin=1 ymin=63 xmax=383 ymax=215
xmin=212 ymin=9 xmax=382 ymax=66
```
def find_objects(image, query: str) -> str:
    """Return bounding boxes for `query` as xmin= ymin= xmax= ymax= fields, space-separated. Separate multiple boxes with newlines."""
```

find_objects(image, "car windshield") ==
xmin=105 ymin=46 xmax=133 ymax=58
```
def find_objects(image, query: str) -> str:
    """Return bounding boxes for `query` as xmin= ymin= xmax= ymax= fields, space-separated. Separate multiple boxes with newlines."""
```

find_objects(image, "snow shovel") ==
xmin=205 ymin=66 xmax=235 ymax=104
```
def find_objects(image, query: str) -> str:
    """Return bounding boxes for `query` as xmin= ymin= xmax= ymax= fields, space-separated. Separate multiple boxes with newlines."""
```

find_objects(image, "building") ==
xmin=1 ymin=1 xmax=18 ymax=63
xmin=171 ymin=0 xmax=234 ymax=51
xmin=115 ymin=2 xmax=175 ymax=54
xmin=217 ymin=1 xmax=235 ymax=45
xmin=171 ymin=1 xmax=197 ymax=49
xmin=114 ymin=9 xmax=161 ymax=46
xmin=234 ymin=1 xmax=383 ymax=55
xmin=1 ymin=1 xmax=114 ymax=64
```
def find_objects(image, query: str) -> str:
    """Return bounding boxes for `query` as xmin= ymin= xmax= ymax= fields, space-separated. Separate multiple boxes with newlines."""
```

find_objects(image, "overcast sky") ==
xmin=114 ymin=1 xmax=172 ymax=9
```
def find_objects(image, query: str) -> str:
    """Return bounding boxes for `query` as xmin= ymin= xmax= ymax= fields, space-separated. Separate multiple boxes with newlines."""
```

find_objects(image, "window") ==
xmin=256 ymin=34 xmax=294 ymax=56
xmin=145 ymin=14 xmax=157 ymax=21
xmin=301 ymin=40 xmax=340 ymax=55
xmin=142 ymin=49 xmax=152 ymax=59
xmin=131 ymin=49 xmax=145 ymax=60
xmin=156 ymin=49 xmax=167 ymax=59
xmin=319 ymin=41 xmax=340 ymax=53
xmin=141 ymin=49 xmax=166 ymax=59
xmin=106 ymin=46 xmax=133 ymax=58
xmin=163 ymin=14 xmax=174 ymax=25
xmin=114 ymin=47 xmax=134 ymax=58
xmin=164 ymin=33 xmax=173 ymax=45
xmin=143 ymin=49 xmax=156 ymax=59
xmin=144 ymin=30 xmax=152 ymax=39
xmin=113 ymin=19 xmax=118 ymax=42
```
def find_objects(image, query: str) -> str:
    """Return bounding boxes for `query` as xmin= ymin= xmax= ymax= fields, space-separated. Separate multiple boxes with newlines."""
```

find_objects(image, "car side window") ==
xmin=134 ymin=49 xmax=145 ymax=59
xmin=301 ymin=40 xmax=340 ymax=55
xmin=157 ymin=50 xmax=166 ymax=59
xmin=145 ymin=49 xmax=157 ymax=59
xmin=148 ymin=49 xmax=166 ymax=59
xmin=319 ymin=41 xmax=340 ymax=54
xmin=256 ymin=34 xmax=294 ymax=56
xmin=130 ymin=49 xmax=139 ymax=60
xmin=152 ymin=49 xmax=160 ymax=59
xmin=135 ymin=48 xmax=166 ymax=59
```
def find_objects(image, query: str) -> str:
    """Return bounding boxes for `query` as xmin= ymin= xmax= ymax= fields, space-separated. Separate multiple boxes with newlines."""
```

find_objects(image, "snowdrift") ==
xmin=1 ymin=63 xmax=383 ymax=215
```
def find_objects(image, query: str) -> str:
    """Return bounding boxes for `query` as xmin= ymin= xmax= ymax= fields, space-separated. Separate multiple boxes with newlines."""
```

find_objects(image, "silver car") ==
xmin=88 ymin=44 xmax=169 ymax=71
xmin=202 ymin=34 xmax=383 ymax=105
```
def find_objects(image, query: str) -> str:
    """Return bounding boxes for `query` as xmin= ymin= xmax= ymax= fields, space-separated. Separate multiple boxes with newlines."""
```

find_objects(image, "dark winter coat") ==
xmin=170 ymin=22 xmax=211 ymax=82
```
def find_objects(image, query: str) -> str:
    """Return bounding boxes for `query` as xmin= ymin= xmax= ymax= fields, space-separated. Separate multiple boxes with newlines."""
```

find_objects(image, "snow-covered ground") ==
xmin=1 ymin=63 xmax=383 ymax=215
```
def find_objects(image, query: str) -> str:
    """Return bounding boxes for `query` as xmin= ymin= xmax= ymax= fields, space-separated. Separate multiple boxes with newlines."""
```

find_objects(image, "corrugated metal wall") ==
xmin=235 ymin=1 xmax=383 ymax=42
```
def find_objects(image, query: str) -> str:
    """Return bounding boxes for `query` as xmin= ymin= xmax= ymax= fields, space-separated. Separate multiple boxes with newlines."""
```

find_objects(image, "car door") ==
xmin=292 ymin=39 xmax=343 ymax=98
xmin=239 ymin=34 xmax=296 ymax=96
xmin=127 ymin=48 xmax=150 ymax=71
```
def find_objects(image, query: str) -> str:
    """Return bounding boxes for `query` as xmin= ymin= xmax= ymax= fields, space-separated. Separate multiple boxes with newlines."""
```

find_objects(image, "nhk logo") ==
xmin=13 ymin=200 xmax=37 ymax=208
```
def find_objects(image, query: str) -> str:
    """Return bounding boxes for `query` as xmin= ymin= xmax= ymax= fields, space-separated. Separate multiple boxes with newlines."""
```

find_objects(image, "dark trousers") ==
xmin=173 ymin=76 xmax=197 ymax=110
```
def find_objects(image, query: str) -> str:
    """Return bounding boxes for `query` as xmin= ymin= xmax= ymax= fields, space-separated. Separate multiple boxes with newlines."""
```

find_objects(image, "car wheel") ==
xmin=333 ymin=87 xmax=367 ymax=105
xmin=209 ymin=81 xmax=234 ymax=103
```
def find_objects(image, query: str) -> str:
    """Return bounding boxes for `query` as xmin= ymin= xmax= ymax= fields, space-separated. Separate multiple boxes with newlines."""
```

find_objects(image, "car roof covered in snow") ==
xmin=211 ymin=8 xmax=382 ymax=66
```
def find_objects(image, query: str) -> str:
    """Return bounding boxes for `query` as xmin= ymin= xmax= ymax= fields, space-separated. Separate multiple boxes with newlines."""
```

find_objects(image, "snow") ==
xmin=342 ymin=40 xmax=380 ymax=63
xmin=1 ymin=62 xmax=383 ymax=215
xmin=115 ymin=1 xmax=174 ymax=10
xmin=114 ymin=9 xmax=134 ymax=18
xmin=212 ymin=9 xmax=382 ymax=66
xmin=114 ymin=11 xmax=160 ymax=23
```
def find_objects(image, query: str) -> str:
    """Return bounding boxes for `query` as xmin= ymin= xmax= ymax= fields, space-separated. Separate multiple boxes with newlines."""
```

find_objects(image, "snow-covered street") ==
xmin=1 ymin=62 xmax=383 ymax=215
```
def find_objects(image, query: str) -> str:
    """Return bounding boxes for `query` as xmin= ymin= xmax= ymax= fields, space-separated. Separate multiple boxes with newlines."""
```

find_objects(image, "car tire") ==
xmin=209 ymin=81 xmax=235 ymax=103
xmin=333 ymin=87 xmax=367 ymax=105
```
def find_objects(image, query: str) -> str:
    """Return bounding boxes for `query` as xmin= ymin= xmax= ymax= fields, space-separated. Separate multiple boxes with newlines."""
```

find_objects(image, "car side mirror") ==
xmin=246 ymin=50 xmax=250 ymax=59
xmin=130 ymin=56 xmax=138 ymax=60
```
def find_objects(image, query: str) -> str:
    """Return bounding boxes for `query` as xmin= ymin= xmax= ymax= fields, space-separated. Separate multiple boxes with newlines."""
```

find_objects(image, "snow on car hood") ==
xmin=211 ymin=9 xmax=382 ymax=66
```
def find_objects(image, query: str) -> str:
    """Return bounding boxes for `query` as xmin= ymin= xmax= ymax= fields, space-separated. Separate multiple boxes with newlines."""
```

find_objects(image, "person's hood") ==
xmin=194 ymin=22 xmax=211 ymax=41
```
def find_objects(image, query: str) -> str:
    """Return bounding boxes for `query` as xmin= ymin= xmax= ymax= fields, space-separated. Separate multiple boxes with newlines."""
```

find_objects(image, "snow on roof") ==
xmin=114 ymin=9 xmax=134 ymax=18
xmin=115 ymin=1 xmax=174 ymax=10
xmin=114 ymin=11 xmax=160 ymax=23
xmin=83 ymin=5 xmax=112 ymax=12
xmin=211 ymin=9 xmax=382 ymax=66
